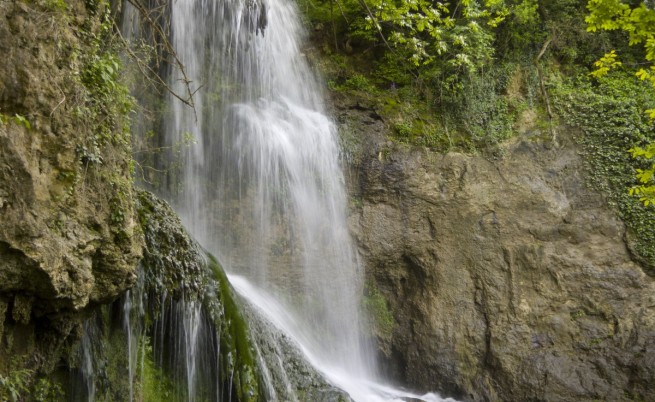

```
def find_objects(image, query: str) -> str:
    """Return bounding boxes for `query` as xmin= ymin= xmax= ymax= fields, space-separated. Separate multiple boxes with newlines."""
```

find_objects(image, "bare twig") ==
xmin=132 ymin=144 xmax=182 ymax=154
xmin=50 ymin=95 xmax=66 ymax=117
xmin=114 ymin=22 xmax=193 ymax=107
xmin=124 ymin=0 xmax=198 ymax=119
xmin=534 ymin=37 xmax=557 ymax=145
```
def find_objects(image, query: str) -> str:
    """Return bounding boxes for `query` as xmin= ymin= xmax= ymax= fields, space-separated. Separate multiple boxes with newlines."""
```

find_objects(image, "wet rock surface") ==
xmin=135 ymin=188 xmax=350 ymax=401
xmin=240 ymin=297 xmax=353 ymax=402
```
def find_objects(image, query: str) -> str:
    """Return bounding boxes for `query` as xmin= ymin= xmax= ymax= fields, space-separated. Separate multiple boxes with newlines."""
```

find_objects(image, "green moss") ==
xmin=570 ymin=310 xmax=586 ymax=320
xmin=140 ymin=338 xmax=182 ymax=402
xmin=207 ymin=254 xmax=260 ymax=402
xmin=26 ymin=0 xmax=68 ymax=12
xmin=362 ymin=283 xmax=395 ymax=345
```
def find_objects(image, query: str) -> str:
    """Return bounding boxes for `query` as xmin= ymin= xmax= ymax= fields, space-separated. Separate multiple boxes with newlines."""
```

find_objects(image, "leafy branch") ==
xmin=587 ymin=0 xmax=655 ymax=206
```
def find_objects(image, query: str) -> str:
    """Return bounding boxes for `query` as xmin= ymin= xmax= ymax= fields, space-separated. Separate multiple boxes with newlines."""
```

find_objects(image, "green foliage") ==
xmin=82 ymin=53 xmax=122 ymax=98
xmin=76 ymin=144 xmax=103 ymax=165
xmin=361 ymin=0 xmax=514 ymax=103
xmin=590 ymin=49 xmax=622 ymax=79
xmin=0 ymin=368 xmax=32 ymax=402
xmin=512 ymin=0 xmax=538 ymax=24
xmin=33 ymin=378 xmax=65 ymax=402
xmin=629 ymin=143 xmax=655 ymax=205
xmin=394 ymin=121 xmax=413 ymax=138
xmin=79 ymin=45 xmax=134 ymax=147
xmin=586 ymin=0 xmax=655 ymax=49
xmin=301 ymin=0 xmax=517 ymax=94
xmin=344 ymin=73 xmax=375 ymax=91
xmin=72 ymin=0 xmax=134 ymax=170
xmin=586 ymin=0 xmax=655 ymax=207
xmin=365 ymin=0 xmax=506 ymax=70
xmin=0 ymin=360 xmax=62 ymax=402
xmin=300 ymin=0 xmax=595 ymax=151
xmin=441 ymin=62 xmax=525 ymax=150
xmin=552 ymin=71 xmax=655 ymax=269
xmin=587 ymin=0 xmax=655 ymax=86
xmin=0 ymin=113 xmax=32 ymax=129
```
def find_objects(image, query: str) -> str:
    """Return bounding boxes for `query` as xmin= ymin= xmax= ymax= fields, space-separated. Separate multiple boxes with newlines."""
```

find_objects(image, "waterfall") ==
xmin=165 ymin=0 xmax=371 ymax=385
xmin=122 ymin=0 xmax=457 ymax=400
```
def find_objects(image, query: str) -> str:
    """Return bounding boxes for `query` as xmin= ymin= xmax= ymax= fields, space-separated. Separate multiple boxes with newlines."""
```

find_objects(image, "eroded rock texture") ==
xmin=0 ymin=0 xmax=142 ymax=312
xmin=340 ymin=99 xmax=655 ymax=401
xmin=0 ymin=0 xmax=142 ymax=373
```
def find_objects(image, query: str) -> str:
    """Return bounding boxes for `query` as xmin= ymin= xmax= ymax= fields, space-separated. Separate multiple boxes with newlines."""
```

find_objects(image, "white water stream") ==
xmin=165 ymin=0 xmax=370 ymax=382
xmin=126 ymin=0 xmax=457 ymax=400
xmin=229 ymin=274 xmax=457 ymax=402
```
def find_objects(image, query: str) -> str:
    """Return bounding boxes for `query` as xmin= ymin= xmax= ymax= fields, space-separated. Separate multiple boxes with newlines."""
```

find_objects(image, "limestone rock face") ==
xmin=0 ymin=0 xmax=143 ymax=315
xmin=342 ymin=101 xmax=655 ymax=400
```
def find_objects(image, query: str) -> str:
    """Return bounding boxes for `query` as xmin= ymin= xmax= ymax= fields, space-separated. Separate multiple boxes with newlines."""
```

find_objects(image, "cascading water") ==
xmin=165 ymin=0 xmax=371 ymax=387
xmin=124 ymin=0 xmax=457 ymax=400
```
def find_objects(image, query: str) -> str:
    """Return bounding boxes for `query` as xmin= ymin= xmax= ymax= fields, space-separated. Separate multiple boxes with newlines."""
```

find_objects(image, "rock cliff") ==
xmin=338 ymin=97 xmax=655 ymax=401
xmin=0 ymin=0 xmax=142 ymax=378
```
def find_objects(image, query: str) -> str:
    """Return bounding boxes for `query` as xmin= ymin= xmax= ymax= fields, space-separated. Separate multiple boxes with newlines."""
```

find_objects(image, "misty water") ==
xmin=121 ymin=0 xmax=457 ymax=400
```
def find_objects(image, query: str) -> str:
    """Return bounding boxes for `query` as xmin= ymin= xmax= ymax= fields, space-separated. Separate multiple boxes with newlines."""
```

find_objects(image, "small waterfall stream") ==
xmin=117 ymin=0 xmax=458 ymax=401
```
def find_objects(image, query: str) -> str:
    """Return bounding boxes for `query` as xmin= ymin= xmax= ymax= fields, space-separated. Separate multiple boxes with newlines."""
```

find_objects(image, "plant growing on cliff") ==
xmin=33 ymin=378 xmax=65 ymax=402
xmin=552 ymin=71 xmax=655 ymax=270
xmin=630 ymin=143 xmax=655 ymax=205
xmin=77 ymin=4 xmax=134 ymax=149
xmin=0 ymin=113 xmax=31 ymax=129
xmin=586 ymin=0 xmax=655 ymax=206
xmin=0 ymin=368 xmax=32 ymax=401
xmin=300 ymin=0 xmax=600 ymax=151
xmin=138 ymin=337 xmax=180 ymax=401
xmin=362 ymin=284 xmax=394 ymax=345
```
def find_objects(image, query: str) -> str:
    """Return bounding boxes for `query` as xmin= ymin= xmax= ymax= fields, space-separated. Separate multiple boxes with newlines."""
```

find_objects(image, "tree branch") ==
xmin=123 ymin=0 xmax=198 ymax=119
xmin=534 ymin=37 xmax=557 ymax=144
